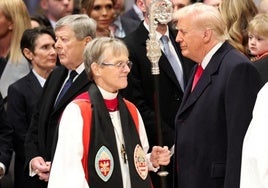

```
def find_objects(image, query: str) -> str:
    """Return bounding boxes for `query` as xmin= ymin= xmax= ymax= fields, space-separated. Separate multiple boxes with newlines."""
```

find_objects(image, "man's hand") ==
xmin=150 ymin=146 xmax=171 ymax=168
xmin=31 ymin=156 xmax=51 ymax=181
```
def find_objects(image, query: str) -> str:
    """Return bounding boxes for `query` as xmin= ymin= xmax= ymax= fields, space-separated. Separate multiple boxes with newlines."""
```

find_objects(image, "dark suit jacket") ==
xmin=121 ymin=21 xmax=195 ymax=187
xmin=7 ymin=71 xmax=42 ymax=188
xmin=122 ymin=7 xmax=141 ymax=23
xmin=174 ymin=42 xmax=262 ymax=188
xmin=120 ymin=16 xmax=140 ymax=36
xmin=253 ymin=55 xmax=268 ymax=85
xmin=24 ymin=66 xmax=90 ymax=188
xmin=0 ymin=93 xmax=12 ymax=174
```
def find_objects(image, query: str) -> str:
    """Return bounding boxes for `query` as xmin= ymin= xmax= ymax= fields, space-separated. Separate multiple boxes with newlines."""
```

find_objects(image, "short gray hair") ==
xmin=83 ymin=37 xmax=129 ymax=80
xmin=55 ymin=14 xmax=96 ymax=40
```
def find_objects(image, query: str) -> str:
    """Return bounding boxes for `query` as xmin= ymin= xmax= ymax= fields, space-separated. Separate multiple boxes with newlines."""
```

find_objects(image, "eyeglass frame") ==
xmin=100 ymin=60 xmax=133 ymax=69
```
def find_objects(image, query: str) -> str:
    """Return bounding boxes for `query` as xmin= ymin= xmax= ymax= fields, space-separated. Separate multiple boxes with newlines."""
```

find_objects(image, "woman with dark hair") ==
xmin=7 ymin=27 xmax=57 ymax=188
xmin=81 ymin=0 xmax=116 ymax=37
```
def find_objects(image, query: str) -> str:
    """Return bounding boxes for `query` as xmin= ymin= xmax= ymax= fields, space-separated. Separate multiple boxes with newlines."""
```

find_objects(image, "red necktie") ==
xmin=191 ymin=65 xmax=203 ymax=91
xmin=104 ymin=98 xmax=118 ymax=112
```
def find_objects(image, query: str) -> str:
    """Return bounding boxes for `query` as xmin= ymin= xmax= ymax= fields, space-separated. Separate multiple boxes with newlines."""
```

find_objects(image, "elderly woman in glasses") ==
xmin=48 ymin=37 xmax=171 ymax=188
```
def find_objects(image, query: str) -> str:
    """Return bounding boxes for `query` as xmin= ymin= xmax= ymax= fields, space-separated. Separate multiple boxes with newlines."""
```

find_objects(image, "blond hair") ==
xmin=219 ymin=0 xmax=258 ymax=55
xmin=248 ymin=13 xmax=268 ymax=40
xmin=0 ymin=0 xmax=31 ymax=63
xmin=173 ymin=3 xmax=227 ymax=41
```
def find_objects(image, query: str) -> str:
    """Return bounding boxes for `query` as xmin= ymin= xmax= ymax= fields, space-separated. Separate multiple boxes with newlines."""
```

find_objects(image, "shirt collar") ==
xmin=201 ymin=42 xmax=223 ymax=69
xmin=133 ymin=4 xmax=144 ymax=20
xmin=143 ymin=21 xmax=169 ymax=41
xmin=32 ymin=69 xmax=46 ymax=87
xmin=73 ymin=62 xmax=84 ymax=75
xmin=98 ymin=86 xmax=118 ymax=100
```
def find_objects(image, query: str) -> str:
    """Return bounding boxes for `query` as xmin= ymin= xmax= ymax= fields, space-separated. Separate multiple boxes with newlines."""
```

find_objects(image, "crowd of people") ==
xmin=0 ymin=0 xmax=267 ymax=188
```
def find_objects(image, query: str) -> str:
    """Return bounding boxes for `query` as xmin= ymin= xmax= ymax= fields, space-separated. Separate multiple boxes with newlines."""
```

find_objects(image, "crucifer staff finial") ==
xmin=146 ymin=0 xmax=173 ymax=179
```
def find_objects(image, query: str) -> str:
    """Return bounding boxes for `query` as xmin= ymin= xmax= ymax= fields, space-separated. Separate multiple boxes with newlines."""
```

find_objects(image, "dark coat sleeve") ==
xmin=0 ymin=93 xmax=13 ymax=172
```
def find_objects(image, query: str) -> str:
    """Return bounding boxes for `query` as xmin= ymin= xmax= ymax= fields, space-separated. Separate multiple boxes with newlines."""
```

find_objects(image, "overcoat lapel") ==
xmin=26 ymin=71 xmax=42 ymax=97
xmin=53 ymin=70 xmax=88 ymax=112
xmin=178 ymin=42 xmax=231 ymax=115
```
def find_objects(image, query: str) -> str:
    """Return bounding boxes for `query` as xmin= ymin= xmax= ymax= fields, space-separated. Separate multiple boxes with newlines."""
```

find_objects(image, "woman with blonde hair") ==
xmin=0 ymin=0 xmax=31 ymax=102
xmin=219 ymin=0 xmax=258 ymax=56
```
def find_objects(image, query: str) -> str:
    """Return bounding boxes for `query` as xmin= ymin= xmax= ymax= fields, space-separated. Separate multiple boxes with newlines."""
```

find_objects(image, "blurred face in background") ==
xmin=0 ymin=9 xmax=13 ymax=57
xmin=0 ymin=9 xmax=12 ymax=41
xmin=172 ymin=0 xmax=191 ymax=11
xmin=203 ymin=0 xmax=221 ymax=8
xmin=136 ymin=0 xmax=150 ymax=19
xmin=41 ymin=0 xmax=74 ymax=22
xmin=259 ymin=0 xmax=268 ymax=13
xmin=114 ymin=0 xmax=124 ymax=16
xmin=87 ymin=0 xmax=115 ymax=33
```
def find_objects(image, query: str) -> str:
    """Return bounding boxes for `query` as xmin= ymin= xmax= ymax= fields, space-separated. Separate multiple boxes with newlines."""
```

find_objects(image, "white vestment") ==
xmin=240 ymin=83 xmax=268 ymax=188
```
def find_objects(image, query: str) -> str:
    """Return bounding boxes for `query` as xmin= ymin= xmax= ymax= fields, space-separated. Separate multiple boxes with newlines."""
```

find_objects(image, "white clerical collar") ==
xmin=98 ymin=86 xmax=118 ymax=100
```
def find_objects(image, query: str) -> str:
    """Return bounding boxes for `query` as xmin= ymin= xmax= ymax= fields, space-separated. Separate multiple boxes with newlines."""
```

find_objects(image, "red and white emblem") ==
xmin=95 ymin=146 xmax=114 ymax=182
xmin=134 ymin=144 xmax=148 ymax=180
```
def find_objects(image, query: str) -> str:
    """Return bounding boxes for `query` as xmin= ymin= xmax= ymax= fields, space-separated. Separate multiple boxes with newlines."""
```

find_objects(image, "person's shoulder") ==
xmin=219 ymin=42 xmax=250 ymax=63
xmin=122 ymin=7 xmax=135 ymax=17
xmin=48 ymin=66 xmax=66 ymax=78
xmin=121 ymin=16 xmax=140 ymax=27
xmin=254 ymin=56 xmax=268 ymax=67
xmin=8 ymin=71 xmax=33 ymax=90
xmin=73 ymin=92 xmax=90 ymax=101
xmin=123 ymin=22 xmax=144 ymax=39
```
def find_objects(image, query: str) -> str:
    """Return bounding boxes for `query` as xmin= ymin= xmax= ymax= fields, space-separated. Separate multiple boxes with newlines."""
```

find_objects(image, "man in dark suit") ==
xmin=173 ymin=3 xmax=262 ymax=188
xmin=7 ymin=27 xmax=57 ymax=188
xmin=121 ymin=0 xmax=195 ymax=187
xmin=39 ymin=0 xmax=74 ymax=29
xmin=24 ymin=14 xmax=96 ymax=188
xmin=111 ymin=0 xmax=140 ymax=38
xmin=122 ymin=0 xmax=143 ymax=22
xmin=0 ymin=93 xmax=13 ymax=188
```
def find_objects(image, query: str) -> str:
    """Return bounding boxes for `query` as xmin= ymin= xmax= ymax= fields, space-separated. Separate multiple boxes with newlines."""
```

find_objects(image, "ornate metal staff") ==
xmin=146 ymin=0 xmax=173 ymax=187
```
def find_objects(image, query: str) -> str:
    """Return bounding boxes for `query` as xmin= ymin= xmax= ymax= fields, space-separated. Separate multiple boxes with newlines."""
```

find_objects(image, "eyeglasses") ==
xmin=100 ymin=60 xmax=133 ymax=69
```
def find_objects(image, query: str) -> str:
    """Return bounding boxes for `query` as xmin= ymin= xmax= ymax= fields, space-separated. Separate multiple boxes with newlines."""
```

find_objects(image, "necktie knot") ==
xmin=160 ymin=35 xmax=185 ymax=90
xmin=104 ymin=98 xmax=118 ymax=112
xmin=160 ymin=35 xmax=169 ymax=45
xmin=69 ymin=70 xmax=78 ymax=82
xmin=54 ymin=70 xmax=78 ymax=107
